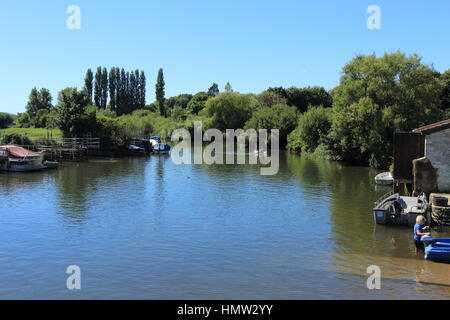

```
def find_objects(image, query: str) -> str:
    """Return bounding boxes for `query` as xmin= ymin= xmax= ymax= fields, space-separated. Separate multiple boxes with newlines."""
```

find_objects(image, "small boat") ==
xmin=128 ymin=144 xmax=147 ymax=155
xmin=43 ymin=161 xmax=59 ymax=169
xmin=375 ymin=172 xmax=394 ymax=185
xmin=422 ymin=236 xmax=450 ymax=264
xmin=373 ymin=192 xmax=429 ymax=227
xmin=153 ymin=143 xmax=171 ymax=154
xmin=0 ymin=145 xmax=45 ymax=172
xmin=149 ymin=136 xmax=161 ymax=147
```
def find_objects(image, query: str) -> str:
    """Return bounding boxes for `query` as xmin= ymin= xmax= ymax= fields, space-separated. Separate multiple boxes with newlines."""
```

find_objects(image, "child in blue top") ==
xmin=414 ymin=215 xmax=431 ymax=254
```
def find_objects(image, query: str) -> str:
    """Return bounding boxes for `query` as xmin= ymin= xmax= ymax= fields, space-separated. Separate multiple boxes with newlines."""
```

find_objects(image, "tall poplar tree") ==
xmin=101 ymin=67 xmax=108 ymax=109
xmin=94 ymin=66 xmax=102 ymax=108
xmin=155 ymin=68 xmax=166 ymax=117
xmin=139 ymin=71 xmax=146 ymax=108
xmin=109 ymin=68 xmax=117 ymax=111
xmin=84 ymin=68 xmax=94 ymax=104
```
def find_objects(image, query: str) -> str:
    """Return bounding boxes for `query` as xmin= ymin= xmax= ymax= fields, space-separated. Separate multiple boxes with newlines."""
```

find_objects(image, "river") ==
xmin=0 ymin=152 xmax=449 ymax=299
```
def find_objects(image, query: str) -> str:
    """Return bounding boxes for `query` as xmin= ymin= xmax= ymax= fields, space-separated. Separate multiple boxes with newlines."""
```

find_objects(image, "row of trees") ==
xmin=8 ymin=52 xmax=450 ymax=168
xmin=85 ymin=67 xmax=147 ymax=115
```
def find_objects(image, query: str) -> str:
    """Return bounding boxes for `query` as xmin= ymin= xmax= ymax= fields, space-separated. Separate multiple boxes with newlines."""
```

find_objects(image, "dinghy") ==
xmin=421 ymin=236 xmax=450 ymax=264
xmin=375 ymin=172 xmax=393 ymax=185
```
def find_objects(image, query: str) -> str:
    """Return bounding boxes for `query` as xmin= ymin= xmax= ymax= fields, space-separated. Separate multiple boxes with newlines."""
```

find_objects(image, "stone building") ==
xmin=412 ymin=119 xmax=450 ymax=193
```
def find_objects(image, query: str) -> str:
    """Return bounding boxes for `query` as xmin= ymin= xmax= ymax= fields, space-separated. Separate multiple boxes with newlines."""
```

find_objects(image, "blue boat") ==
xmin=153 ymin=143 xmax=171 ymax=154
xmin=422 ymin=236 xmax=450 ymax=263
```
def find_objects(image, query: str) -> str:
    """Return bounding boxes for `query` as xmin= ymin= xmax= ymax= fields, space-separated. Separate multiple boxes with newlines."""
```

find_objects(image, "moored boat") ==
xmin=375 ymin=172 xmax=394 ymax=185
xmin=421 ymin=236 xmax=450 ymax=264
xmin=149 ymin=136 xmax=161 ymax=147
xmin=0 ymin=145 xmax=45 ymax=172
xmin=373 ymin=191 xmax=429 ymax=227
xmin=153 ymin=143 xmax=171 ymax=154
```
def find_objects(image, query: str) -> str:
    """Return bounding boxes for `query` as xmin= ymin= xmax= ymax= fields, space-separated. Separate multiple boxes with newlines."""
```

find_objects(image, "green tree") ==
xmin=94 ymin=67 xmax=102 ymax=108
xmin=56 ymin=88 xmax=90 ymax=137
xmin=156 ymin=68 xmax=166 ymax=116
xmin=101 ymin=67 xmax=108 ymax=109
xmin=84 ymin=68 xmax=94 ymax=104
xmin=109 ymin=67 xmax=117 ymax=111
xmin=139 ymin=71 xmax=146 ymax=108
xmin=207 ymin=83 xmax=220 ymax=97
xmin=0 ymin=113 xmax=14 ymax=129
xmin=224 ymin=82 xmax=233 ymax=92
xmin=187 ymin=92 xmax=208 ymax=114
xmin=206 ymin=92 xmax=257 ymax=130
xmin=329 ymin=52 xmax=446 ymax=168
xmin=440 ymin=69 xmax=450 ymax=112
xmin=257 ymin=90 xmax=287 ymax=108
xmin=287 ymin=106 xmax=332 ymax=153
xmin=245 ymin=104 xmax=297 ymax=147
xmin=25 ymin=87 xmax=53 ymax=117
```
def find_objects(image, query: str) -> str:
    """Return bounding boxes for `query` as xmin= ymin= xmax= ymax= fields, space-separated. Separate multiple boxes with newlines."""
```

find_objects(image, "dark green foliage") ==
xmin=25 ymin=87 xmax=53 ymax=117
xmin=257 ymin=90 xmax=288 ymax=108
xmin=139 ymin=71 xmax=146 ymax=108
xmin=267 ymin=86 xmax=332 ymax=113
xmin=0 ymin=133 xmax=32 ymax=145
xmin=245 ymin=104 xmax=297 ymax=147
xmin=206 ymin=92 xmax=257 ymax=130
xmin=101 ymin=68 xmax=108 ymax=109
xmin=94 ymin=67 xmax=102 ymax=108
xmin=109 ymin=68 xmax=117 ymax=111
xmin=207 ymin=83 xmax=219 ymax=97
xmin=15 ymin=112 xmax=31 ymax=128
xmin=330 ymin=52 xmax=445 ymax=168
xmin=84 ymin=69 xmax=93 ymax=104
xmin=287 ymin=106 xmax=332 ymax=153
xmin=56 ymin=88 xmax=91 ymax=137
xmin=440 ymin=69 xmax=450 ymax=111
xmin=0 ymin=113 xmax=14 ymax=129
xmin=155 ymin=68 xmax=166 ymax=116
xmin=187 ymin=92 xmax=209 ymax=115
xmin=166 ymin=94 xmax=193 ymax=111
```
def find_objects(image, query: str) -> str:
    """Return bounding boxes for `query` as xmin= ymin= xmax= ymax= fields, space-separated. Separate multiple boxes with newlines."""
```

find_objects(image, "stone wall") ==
xmin=425 ymin=128 xmax=450 ymax=192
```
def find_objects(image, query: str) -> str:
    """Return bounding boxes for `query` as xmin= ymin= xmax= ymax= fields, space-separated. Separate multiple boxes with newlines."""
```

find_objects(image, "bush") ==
xmin=0 ymin=133 xmax=33 ymax=145
xmin=245 ymin=104 xmax=297 ymax=147
xmin=288 ymin=106 xmax=332 ymax=153
xmin=0 ymin=113 xmax=14 ymax=129
xmin=206 ymin=92 xmax=257 ymax=130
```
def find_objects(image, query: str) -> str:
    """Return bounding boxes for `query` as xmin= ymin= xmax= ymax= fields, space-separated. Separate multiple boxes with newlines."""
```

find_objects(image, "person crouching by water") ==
xmin=414 ymin=215 xmax=431 ymax=255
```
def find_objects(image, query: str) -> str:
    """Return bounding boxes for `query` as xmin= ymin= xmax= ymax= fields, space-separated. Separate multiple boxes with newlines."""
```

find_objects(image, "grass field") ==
xmin=0 ymin=128 xmax=62 ymax=141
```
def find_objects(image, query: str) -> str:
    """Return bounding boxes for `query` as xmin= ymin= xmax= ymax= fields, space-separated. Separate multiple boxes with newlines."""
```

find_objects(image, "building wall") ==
xmin=426 ymin=128 xmax=450 ymax=192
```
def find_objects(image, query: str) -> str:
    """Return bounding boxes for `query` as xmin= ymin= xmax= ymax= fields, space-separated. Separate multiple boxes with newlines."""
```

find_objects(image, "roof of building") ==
xmin=413 ymin=118 xmax=450 ymax=135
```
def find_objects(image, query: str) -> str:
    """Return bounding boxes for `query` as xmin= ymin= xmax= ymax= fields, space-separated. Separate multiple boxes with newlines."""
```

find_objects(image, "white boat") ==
xmin=374 ymin=172 xmax=393 ymax=185
xmin=149 ymin=136 xmax=161 ymax=147
xmin=0 ymin=145 xmax=45 ymax=172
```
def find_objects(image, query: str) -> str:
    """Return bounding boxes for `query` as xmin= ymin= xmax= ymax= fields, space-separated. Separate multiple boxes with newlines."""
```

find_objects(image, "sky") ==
xmin=0 ymin=0 xmax=449 ymax=114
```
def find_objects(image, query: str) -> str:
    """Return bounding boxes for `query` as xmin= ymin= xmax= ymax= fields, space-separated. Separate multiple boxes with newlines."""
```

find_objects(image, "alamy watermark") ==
xmin=367 ymin=5 xmax=381 ymax=30
xmin=66 ymin=265 xmax=81 ymax=290
xmin=170 ymin=121 xmax=280 ymax=176
xmin=66 ymin=5 xmax=81 ymax=30
xmin=366 ymin=265 xmax=381 ymax=290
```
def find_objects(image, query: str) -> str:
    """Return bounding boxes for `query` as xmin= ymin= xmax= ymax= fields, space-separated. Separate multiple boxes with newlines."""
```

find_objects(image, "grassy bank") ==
xmin=0 ymin=128 xmax=62 ymax=141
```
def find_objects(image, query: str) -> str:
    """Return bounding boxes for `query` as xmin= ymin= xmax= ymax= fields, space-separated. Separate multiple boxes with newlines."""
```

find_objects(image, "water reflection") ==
xmin=1 ymin=152 xmax=450 ymax=299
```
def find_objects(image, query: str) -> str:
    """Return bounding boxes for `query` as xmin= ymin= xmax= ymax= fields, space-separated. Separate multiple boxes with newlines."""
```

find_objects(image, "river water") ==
xmin=0 ymin=152 xmax=449 ymax=299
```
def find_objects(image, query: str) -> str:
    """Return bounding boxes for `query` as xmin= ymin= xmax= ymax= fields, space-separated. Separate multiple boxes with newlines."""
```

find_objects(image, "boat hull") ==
xmin=425 ymin=238 xmax=450 ymax=264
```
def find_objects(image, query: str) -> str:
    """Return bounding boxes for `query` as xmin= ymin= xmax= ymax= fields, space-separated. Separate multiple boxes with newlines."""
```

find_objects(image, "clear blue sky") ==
xmin=1 ymin=0 xmax=449 ymax=114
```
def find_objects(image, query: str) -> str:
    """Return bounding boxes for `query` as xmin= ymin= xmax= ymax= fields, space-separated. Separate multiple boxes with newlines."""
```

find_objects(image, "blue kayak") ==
xmin=423 ymin=237 xmax=450 ymax=263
